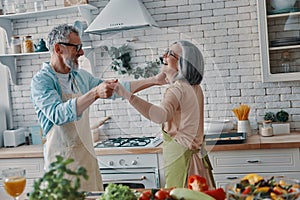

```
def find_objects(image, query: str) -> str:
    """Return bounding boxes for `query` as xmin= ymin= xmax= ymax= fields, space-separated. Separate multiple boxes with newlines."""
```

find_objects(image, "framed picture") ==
xmin=64 ymin=0 xmax=88 ymax=7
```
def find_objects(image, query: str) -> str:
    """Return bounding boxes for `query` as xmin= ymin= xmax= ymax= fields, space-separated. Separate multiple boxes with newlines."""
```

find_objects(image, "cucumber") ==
xmin=170 ymin=188 xmax=215 ymax=200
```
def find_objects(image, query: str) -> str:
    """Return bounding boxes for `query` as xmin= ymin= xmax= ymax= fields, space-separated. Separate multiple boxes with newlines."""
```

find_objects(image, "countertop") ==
xmin=1 ymin=132 xmax=300 ymax=159
xmin=206 ymin=131 xmax=300 ymax=152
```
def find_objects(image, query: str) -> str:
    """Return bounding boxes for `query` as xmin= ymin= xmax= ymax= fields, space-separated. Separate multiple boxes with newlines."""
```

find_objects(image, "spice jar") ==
xmin=260 ymin=120 xmax=273 ymax=137
xmin=11 ymin=36 xmax=22 ymax=54
xmin=22 ymin=36 xmax=34 ymax=53
xmin=3 ymin=0 xmax=16 ymax=15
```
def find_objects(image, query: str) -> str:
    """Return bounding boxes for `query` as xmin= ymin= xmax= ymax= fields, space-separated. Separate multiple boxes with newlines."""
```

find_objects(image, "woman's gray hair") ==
xmin=47 ymin=24 xmax=79 ymax=53
xmin=172 ymin=40 xmax=204 ymax=85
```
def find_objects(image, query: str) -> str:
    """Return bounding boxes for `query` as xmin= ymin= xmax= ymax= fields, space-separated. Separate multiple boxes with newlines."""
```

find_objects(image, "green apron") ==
xmin=162 ymin=130 xmax=215 ymax=188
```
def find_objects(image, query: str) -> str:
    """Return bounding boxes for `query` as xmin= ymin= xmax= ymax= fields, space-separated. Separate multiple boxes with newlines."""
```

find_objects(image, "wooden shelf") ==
xmin=0 ymin=5 xmax=97 ymax=85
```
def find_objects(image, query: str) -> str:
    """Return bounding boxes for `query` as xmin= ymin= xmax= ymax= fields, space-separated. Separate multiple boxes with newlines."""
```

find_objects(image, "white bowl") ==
xmin=270 ymin=0 xmax=296 ymax=10
xmin=204 ymin=120 xmax=234 ymax=134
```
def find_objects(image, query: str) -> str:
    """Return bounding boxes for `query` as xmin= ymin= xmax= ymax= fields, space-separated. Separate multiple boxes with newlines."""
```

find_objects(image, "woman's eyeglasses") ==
xmin=58 ymin=42 xmax=82 ymax=52
xmin=164 ymin=49 xmax=178 ymax=59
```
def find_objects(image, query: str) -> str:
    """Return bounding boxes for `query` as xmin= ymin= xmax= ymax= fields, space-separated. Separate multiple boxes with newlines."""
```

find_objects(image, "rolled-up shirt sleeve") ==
xmin=31 ymin=74 xmax=78 ymax=126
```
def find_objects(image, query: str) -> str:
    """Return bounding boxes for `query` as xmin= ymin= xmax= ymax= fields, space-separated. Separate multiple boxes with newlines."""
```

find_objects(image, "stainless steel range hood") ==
xmin=85 ymin=0 xmax=158 ymax=35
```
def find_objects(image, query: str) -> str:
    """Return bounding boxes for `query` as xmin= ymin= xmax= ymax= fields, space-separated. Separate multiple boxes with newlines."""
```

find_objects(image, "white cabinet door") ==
xmin=209 ymin=148 xmax=300 ymax=173
xmin=209 ymin=148 xmax=300 ymax=189
xmin=214 ymin=172 xmax=300 ymax=189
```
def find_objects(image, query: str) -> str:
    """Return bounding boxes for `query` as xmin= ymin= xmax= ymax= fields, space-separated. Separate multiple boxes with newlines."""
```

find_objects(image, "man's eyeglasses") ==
xmin=164 ymin=49 xmax=178 ymax=59
xmin=58 ymin=42 xmax=82 ymax=52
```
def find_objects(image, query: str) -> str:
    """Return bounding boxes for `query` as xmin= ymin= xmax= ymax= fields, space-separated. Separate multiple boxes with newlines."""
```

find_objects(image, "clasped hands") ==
xmin=94 ymin=71 xmax=167 ymax=100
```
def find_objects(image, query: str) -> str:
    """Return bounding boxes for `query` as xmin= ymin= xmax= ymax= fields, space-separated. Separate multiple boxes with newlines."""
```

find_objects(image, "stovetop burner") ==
xmin=94 ymin=137 xmax=155 ymax=148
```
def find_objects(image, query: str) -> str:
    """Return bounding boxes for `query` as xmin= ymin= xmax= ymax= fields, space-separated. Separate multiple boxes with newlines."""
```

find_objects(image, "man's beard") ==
xmin=64 ymin=57 xmax=79 ymax=70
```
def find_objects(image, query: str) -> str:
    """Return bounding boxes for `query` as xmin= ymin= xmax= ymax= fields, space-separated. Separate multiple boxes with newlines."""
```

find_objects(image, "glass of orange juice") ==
xmin=1 ymin=168 xmax=26 ymax=200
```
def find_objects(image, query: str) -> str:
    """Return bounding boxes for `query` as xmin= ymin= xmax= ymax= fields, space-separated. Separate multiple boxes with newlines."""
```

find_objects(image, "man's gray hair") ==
xmin=47 ymin=24 xmax=79 ymax=53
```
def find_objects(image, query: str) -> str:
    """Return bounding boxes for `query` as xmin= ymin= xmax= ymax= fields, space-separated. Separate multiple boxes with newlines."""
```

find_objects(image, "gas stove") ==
xmin=94 ymin=136 xmax=163 ymax=148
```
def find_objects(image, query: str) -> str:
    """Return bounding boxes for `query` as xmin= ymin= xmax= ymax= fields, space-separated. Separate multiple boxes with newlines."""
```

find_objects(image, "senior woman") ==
xmin=114 ymin=40 xmax=215 ymax=188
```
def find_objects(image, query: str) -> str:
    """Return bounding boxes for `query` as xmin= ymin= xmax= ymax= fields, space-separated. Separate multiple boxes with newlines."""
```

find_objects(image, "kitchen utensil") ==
xmin=237 ymin=120 xmax=252 ymax=135
xmin=34 ymin=38 xmax=48 ymax=52
xmin=205 ymin=132 xmax=247 ymax=145
xmin=90 ymin=116 xmax=111 ymax=130
xmin=3 ymin=128 xmax=26 ymax=147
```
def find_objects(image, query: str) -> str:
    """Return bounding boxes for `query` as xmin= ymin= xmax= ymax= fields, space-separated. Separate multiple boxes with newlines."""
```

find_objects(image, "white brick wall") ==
xmin=5 ymin=0 xmax=300 ymax=138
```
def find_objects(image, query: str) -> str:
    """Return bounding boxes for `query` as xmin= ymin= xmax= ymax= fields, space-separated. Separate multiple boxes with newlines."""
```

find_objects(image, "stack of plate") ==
xmin=270 ymin=37 xmax=300 ymax=47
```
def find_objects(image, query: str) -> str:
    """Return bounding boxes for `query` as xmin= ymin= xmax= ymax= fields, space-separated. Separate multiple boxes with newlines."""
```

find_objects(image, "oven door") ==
xmin=100 ymin=168 xmax=160 ymax=189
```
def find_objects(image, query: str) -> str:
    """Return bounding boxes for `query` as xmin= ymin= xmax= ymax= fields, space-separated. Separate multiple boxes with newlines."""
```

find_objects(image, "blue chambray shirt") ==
xmin=30 ymin=62 xmax=129 ymax=137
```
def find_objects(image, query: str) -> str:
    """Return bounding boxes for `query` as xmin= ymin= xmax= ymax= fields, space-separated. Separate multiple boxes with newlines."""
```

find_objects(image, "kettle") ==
xmin=34 ymin=38 xmax=49 ymax=52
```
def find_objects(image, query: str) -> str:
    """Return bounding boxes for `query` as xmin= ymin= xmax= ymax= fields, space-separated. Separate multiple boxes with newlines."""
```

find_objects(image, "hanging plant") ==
xmin=106 ymin=44 xmax=161 ymax=79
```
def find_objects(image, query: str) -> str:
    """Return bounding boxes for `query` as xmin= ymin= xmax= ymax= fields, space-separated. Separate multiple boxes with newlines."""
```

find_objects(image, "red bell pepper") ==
xmin=187 ymin=175 xmax=209 ymax=192
xmin=204 ymin=188 xmax=226 ymax=200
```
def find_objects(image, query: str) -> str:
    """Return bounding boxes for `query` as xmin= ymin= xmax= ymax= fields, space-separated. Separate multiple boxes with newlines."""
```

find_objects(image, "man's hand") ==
xmin=95 ymin=79 xmax=118 ymax=99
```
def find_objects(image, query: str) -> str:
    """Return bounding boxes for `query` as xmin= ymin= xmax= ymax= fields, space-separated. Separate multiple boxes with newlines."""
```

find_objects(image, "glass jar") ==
xmin=15 ymin=0 xmax=26 ymax=13
xmin=34 ymin=0 xmax=44 ymax=12
xmin=11 ymin=36 xmax=22 ymax=54
xmin=3 ymin=0 xmax=15 ymax=15
xmin=22 ymin=36 xmax=34 ymax=53
xmin=260 ymin=120 xmax=273 ymax=137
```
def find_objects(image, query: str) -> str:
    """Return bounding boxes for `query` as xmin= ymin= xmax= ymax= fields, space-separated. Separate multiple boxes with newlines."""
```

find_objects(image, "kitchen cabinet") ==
xmin=257 ymin=0 xmax=300 ymax=82
xmin=208 ymin=148 xmax=300 ymax=188
xmin=0 ymin=4 xmax=97 ymax=85
xmin=0 ymin=157 xmax=44 ymax=200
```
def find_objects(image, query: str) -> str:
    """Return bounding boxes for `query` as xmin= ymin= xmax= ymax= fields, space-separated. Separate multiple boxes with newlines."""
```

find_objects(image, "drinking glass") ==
xmin=1 ymin=168 xmax=26 ymax=200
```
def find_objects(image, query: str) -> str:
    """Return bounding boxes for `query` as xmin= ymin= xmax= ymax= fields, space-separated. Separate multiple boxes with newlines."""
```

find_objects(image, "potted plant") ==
xmin=263 ymin=110 xmax=290 ymax=134
xmin=28 ymin=155 xmax=88 ymax=200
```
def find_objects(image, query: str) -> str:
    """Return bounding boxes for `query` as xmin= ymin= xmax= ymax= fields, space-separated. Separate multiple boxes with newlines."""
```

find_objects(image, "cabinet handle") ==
xmin=247 ymin=160 xmax=260 ymax=163
xmin=226 ymin=176 xmax=239 ymax=180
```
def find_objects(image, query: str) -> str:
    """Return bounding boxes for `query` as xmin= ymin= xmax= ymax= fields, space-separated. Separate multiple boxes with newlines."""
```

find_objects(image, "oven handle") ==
xmin=103 ymin=176 xmax=146 ymax=182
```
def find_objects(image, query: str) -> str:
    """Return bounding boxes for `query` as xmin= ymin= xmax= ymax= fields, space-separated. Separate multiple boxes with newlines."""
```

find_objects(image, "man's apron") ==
xmin=162 ymin=130 xmax=215 ymax=188
xmin=44 ymin=78 xmax=103 ymax=191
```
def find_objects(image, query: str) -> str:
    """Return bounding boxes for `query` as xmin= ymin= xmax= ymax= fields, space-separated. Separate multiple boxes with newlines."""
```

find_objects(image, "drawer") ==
xmin=208 ymin=148 xmax=300 ymax=173
xmin=213 ymin=172 xmax=300 ymax=189
xmin=0 ymin=158 xmax=44 ymax=178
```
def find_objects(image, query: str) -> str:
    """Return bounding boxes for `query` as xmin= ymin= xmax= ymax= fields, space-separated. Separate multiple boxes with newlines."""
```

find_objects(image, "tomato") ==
xmin=139 ymin=190 xmax=152 ymax=200
xmin=154 ymin=190 xmax=170 ymax=200
xmin=242 ymin=187 xmax=251 ymax=195
xmin=187 ymin=175 xmax=208 ymax=192
xmin=204 ymin=188 xmax=226 ymax=200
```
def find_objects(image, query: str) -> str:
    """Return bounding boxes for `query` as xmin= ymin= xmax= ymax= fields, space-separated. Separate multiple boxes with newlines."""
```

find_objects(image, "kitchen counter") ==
xmin=0 ymin=143 xmax=163 ymax=159
xmin=1 ymin=132 xmax=300 ymax=158
xmin=206 ymin=131 xmax=300 ymax=151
